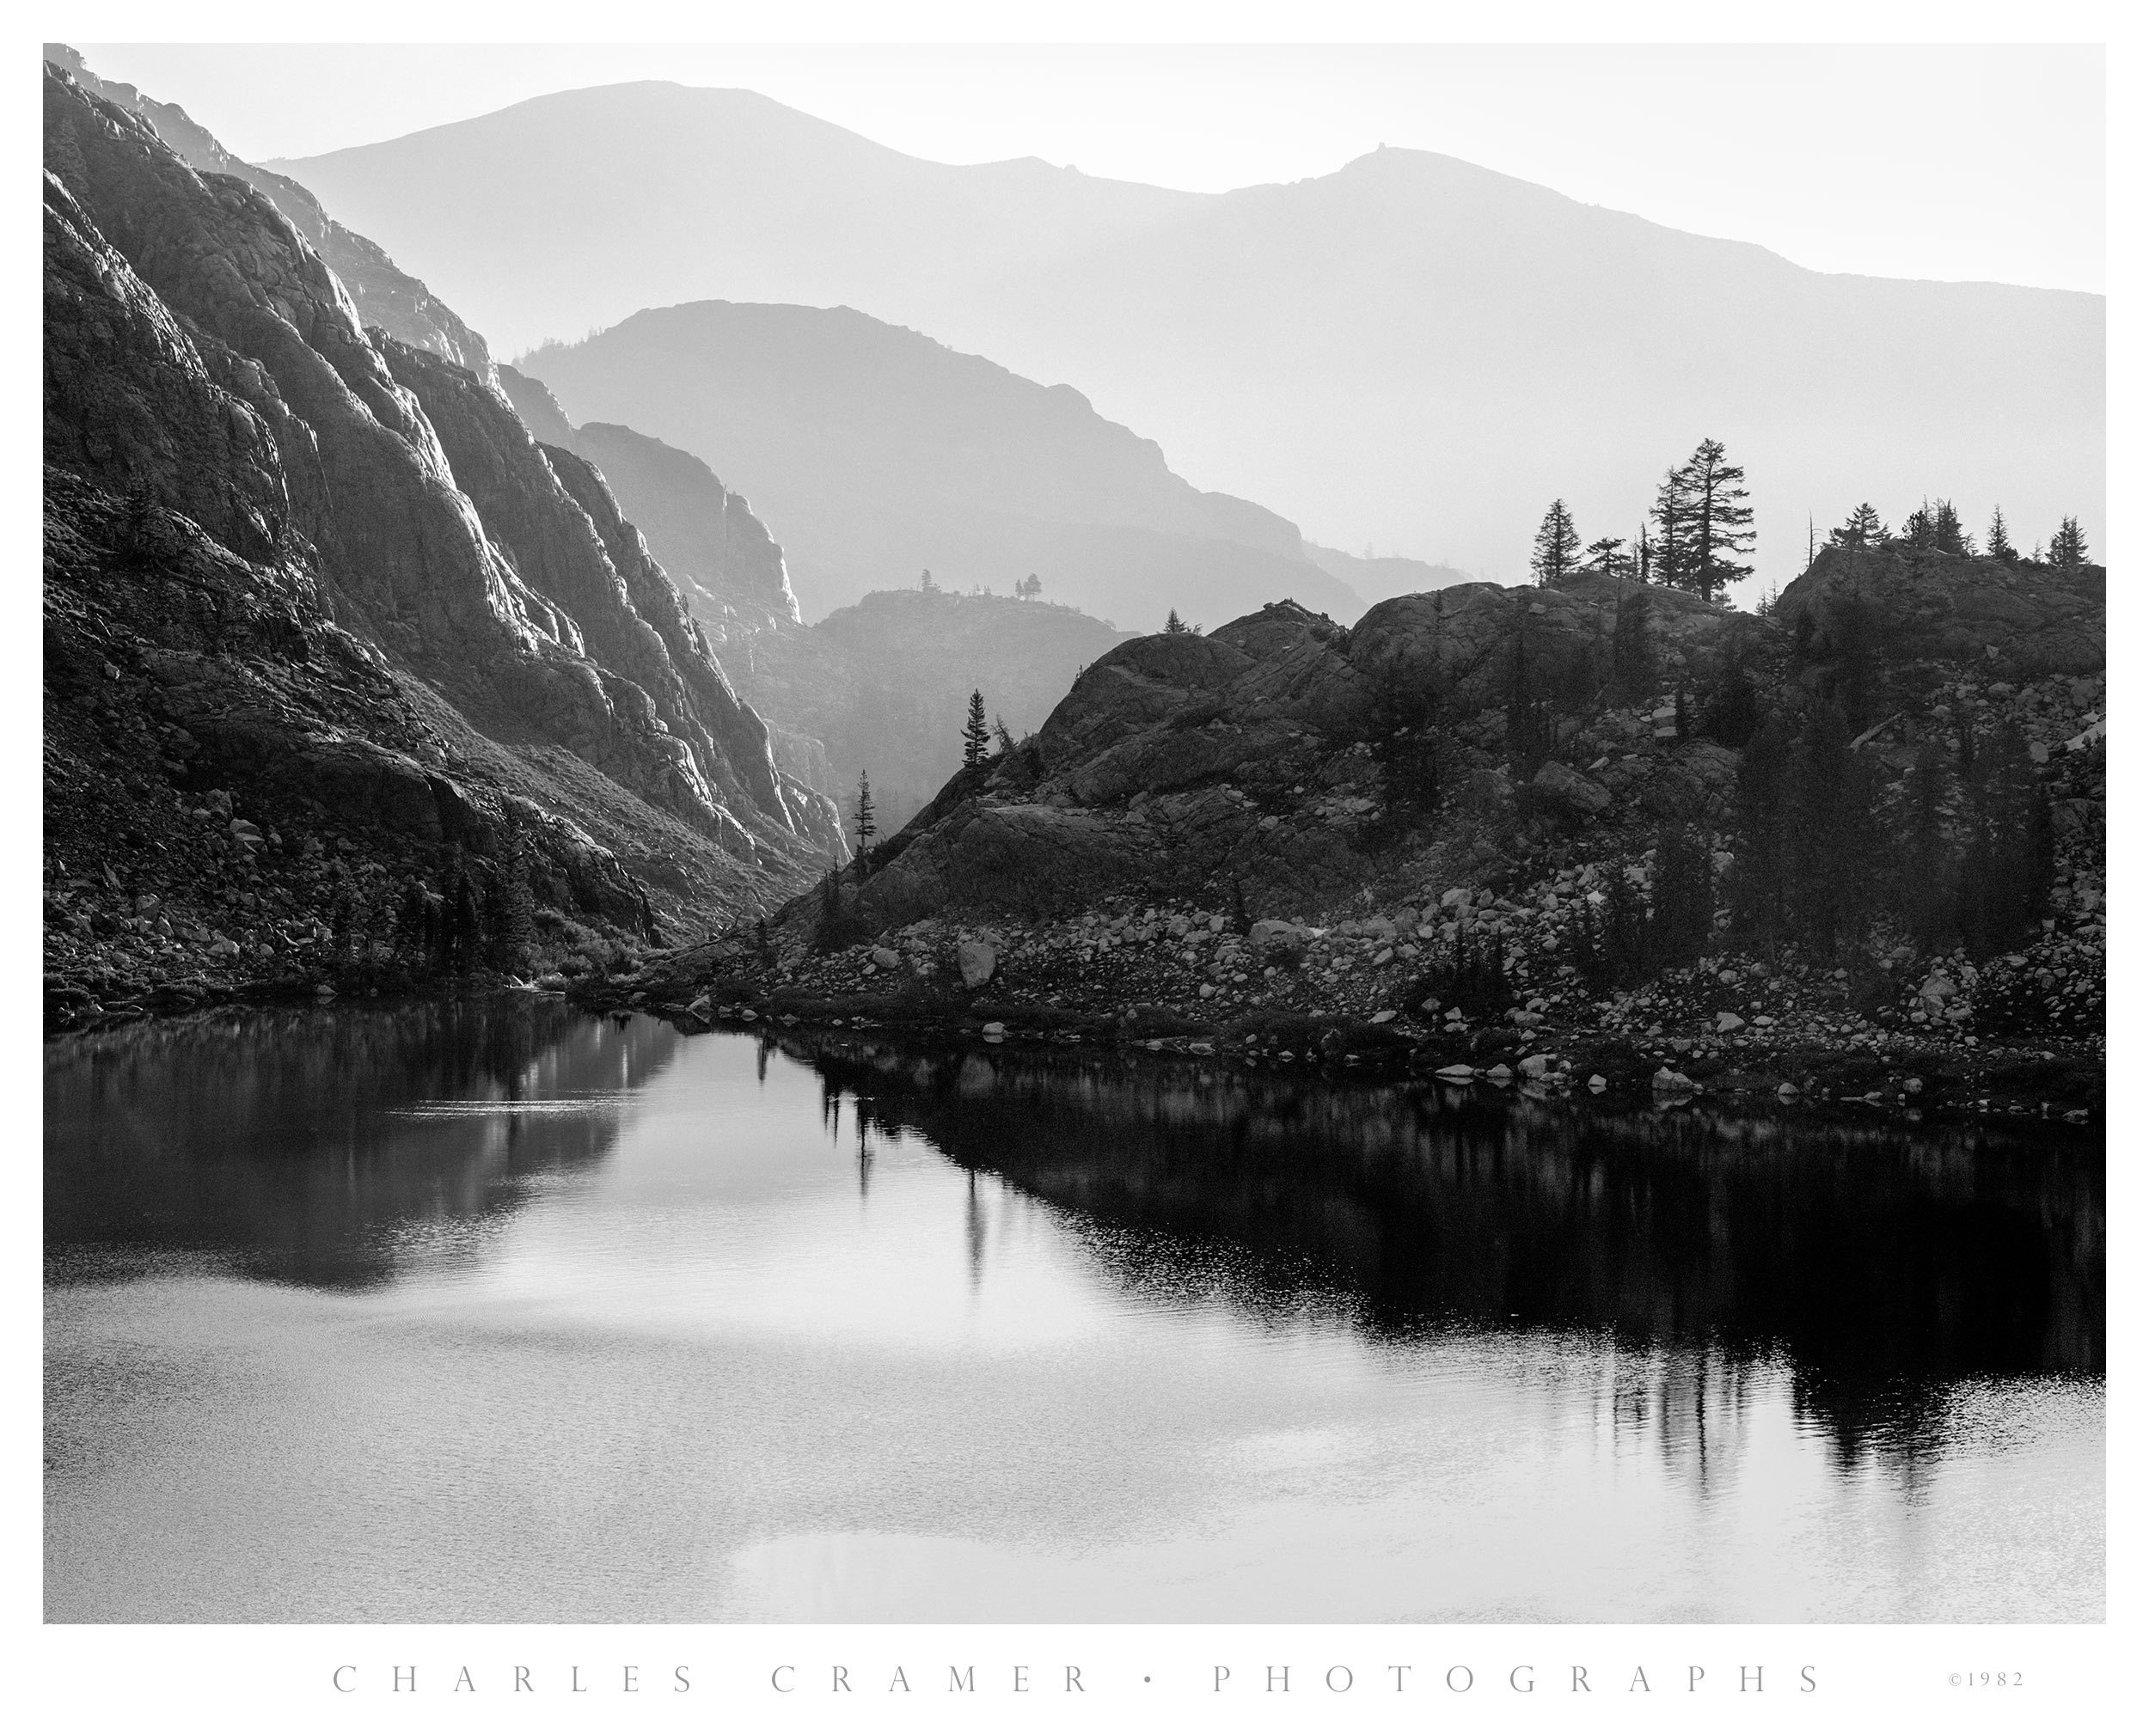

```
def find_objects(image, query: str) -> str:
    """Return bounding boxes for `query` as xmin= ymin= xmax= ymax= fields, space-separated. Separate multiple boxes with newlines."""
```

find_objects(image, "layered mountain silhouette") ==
xmin=499 ymin=364 xmax=1136 ymax=833
xmin=518 ymin=302 xmax=1416 ymax=628
xmin=274 ymin=80 xmax=2103 ymax=587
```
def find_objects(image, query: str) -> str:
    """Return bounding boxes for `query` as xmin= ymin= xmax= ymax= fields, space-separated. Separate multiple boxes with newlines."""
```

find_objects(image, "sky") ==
xmin=74 ymin=41 xmax=2105 ymax=294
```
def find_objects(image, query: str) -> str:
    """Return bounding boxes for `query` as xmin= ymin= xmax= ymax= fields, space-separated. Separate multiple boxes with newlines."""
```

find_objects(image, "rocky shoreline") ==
xmin=563 ymin=890 xmax=2103 ymax=1127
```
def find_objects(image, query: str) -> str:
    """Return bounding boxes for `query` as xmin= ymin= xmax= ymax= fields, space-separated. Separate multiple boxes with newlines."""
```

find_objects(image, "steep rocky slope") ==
xmin=517 ymin=302 xmax=1368 ymax=627
xmin=46 ymin=44 xmax=496 ymax=381
xmin=43 ymin=64 xmax=836 ymax=1029
xmin=498 ymin=364 xmax=800 ymax=629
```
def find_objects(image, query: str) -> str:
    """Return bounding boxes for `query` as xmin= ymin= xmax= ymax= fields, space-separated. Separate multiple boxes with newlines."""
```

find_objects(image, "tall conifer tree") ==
xmin=1530 ymin=500 xmax=1581 ymax=586
xmin=2048 ymin=517 xmax=2090 ymax=573
xmin=853 ymin=772 xmax=876 ymax=878
xmin=1653 ymin=439 xmax=1754 ymax=600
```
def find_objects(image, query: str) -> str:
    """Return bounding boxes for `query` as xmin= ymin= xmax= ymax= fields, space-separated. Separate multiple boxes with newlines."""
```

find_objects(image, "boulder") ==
xmin=957 ymin=938 xmax=997 ymax=988
xmin=1715 ymin=1011 xmax=1747 ymax=1033
xmin=1531 ymin=760 xmax=1613 ymax=819
xmin=870 ymin=945 xmax=901 ymax=969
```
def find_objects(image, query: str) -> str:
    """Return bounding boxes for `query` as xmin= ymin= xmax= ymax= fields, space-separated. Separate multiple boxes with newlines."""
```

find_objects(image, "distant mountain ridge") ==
xmin=273 ymin=78 xmax=2104 ymax=590
xmin=497 ymin=361 xmax=1137 ymax=832
xmin=518 ymin=300 xmax=1393 ymax=629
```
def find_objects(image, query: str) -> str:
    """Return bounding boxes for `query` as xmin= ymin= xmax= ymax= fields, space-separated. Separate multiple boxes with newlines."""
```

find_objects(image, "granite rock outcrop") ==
xmin=43 ymin=62 xmax=839 ymax=1024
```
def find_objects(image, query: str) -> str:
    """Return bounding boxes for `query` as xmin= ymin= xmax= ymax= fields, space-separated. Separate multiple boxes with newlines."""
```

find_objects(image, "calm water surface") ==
xmin=44 ymin=1000 xmax=2103 ymax=1623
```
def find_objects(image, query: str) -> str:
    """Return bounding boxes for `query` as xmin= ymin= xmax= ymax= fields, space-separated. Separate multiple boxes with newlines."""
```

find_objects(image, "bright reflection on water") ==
xmin=44 ymin=1002 xmax=2102 ymax=1623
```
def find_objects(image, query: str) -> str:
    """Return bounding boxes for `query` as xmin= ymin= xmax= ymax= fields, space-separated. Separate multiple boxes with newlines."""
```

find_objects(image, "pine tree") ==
xmin=1932 ymin=499 xmax=1968 ymax=555
xmin=2048 ymin=517 xmax=2090 ymax=573
xmin=1583 ymin=535 xmax=1626 ymax=573
xmin=819 ymin=857 xmax=842 ymax=929
xmin=1655 ymin=439 xmax=1755 ymax=600
xmin=1987 ymin=505 xmax=2017 ymax=563
xmin=1609 ymin=584 xmax=1655 ymax=705
xmin=853 ymin=773 xmax=876 ymax=878
xmin=1530 ymin=500 xmax=1581 ymax=586
xmin=1699 ymin=653 xmax=1760 ymax=749
xmin=1901 ymin=501 xmax=1935 ymax=547
xmin=961 ymin=690 xmax=990 ymax=767
xmin=1899 ymin=739 xmax=1954 ymax=952
xmin=1726 ymin=715 xmax=1793 ymax=954
xmin=1830 ymin=503 xmax=1887 ymax=549
xmin=919 ymin=568 xmax=938 ymax=593
xmin=1957 ymin=722 xmax=2051 ymax=957
xmin=992 ymin=715 xmax=1016 ymax=755
xmin=1163 ymin=608 xmax=1187 ymax=633
xmin=1650 ymin=827 xmax=1715 ymax=967
xmin=1784 ymin=704 xmax=1873 ymax=957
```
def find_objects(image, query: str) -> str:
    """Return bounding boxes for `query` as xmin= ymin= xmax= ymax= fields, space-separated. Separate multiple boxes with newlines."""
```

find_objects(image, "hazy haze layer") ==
xmin=275 ymin=81 xmax=2105 ymax=594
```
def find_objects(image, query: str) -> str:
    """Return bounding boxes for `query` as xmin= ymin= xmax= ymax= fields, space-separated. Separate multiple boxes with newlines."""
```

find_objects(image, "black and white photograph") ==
xmin=25 ymin=5 xmax=2127 ymax=1725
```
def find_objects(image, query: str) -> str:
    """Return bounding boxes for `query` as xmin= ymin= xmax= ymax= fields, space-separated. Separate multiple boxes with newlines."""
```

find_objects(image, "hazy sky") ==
xmin=77 ymin=41 xmax=2104 ymax=293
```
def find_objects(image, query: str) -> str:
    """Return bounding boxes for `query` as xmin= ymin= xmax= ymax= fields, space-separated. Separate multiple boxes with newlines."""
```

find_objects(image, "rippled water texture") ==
xmin=44 ymin=1002 xmax=2103 ymax=1623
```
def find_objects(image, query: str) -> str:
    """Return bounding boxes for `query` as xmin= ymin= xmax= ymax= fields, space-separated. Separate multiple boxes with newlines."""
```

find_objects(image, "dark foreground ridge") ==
xmin=578 ymin=553 xmax=2105 ymax=1125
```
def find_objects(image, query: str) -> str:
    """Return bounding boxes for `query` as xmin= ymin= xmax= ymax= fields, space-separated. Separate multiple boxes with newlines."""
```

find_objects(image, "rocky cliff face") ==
xmin=376 ymin=336 xmax=830 ymax=853
xmin=43 ymin=64 xmax=838 ymax=1024
xmin=46 ymin=45 xmax=497 ymax=382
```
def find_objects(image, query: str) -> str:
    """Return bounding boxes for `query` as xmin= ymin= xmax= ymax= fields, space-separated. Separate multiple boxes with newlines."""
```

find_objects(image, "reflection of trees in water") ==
xmin=786 ymin=1036 xmax=2102 ymax=1466
xmin=45 ymin=1000 xmax=679 ymax=1288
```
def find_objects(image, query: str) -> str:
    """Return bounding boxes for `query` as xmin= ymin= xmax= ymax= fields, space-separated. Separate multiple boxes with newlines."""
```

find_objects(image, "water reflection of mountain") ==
xmin=793 ymin=1037 xmax=2103 ymax=1457
xmin=45 ymin=1000 xmax=678 ymax=1289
